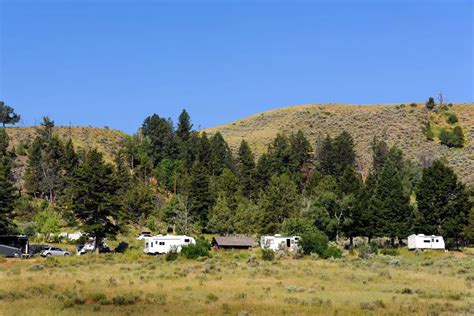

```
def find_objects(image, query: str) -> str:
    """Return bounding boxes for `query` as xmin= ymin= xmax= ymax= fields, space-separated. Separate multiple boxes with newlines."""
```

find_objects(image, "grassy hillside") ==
xmin=204 ymin=103 xmax=474 ymax=184
xmin=5 ymin=126 xmax=127 ymax=185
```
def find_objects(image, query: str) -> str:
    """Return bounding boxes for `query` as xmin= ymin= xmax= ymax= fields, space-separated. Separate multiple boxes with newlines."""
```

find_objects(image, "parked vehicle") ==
xmin=41 ymin=247 xmax=71 ymax=257
xmin=408 ymin=234 xmax=445 ymax=250
xmin=77 ymin=240 xmax=111 ymax=255
xmin=137 ymin=231 xmax=152 ymax=240
xmin=0 ymin=235 xmax=29 ymax=258
xmin=260 ymin=234 xmax=300 ymax=252
xmin=29 ymin=244 xmax=50 ymax=256
xmin=144 ymin=235 xmax=195 ymax=254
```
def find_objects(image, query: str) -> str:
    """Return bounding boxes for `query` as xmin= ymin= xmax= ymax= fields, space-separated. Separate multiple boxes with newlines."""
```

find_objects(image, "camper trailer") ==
xmin=260 ymin=235 xmax=300 ymax=252
xmin=407 ymin=234 xmax=445 ymax=250
xmin=0 ymin=235 xmax=29 ymax=258
xmin=144 ymin=235 xmax=196 ymax=254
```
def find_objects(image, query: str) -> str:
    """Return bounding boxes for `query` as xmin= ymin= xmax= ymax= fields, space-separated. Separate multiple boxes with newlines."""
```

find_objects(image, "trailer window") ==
xmin=159 ymin=242 xmax=165 ymax=246
xmin=436 ymin=239 xmax=439 ymax=242
xmin=145 ymin=243 xmax=148 ymax=247
xmin=184 ymin=239 xmax=190 ymax=243
xmin=423 ymin=240 xmax=430 ymax=243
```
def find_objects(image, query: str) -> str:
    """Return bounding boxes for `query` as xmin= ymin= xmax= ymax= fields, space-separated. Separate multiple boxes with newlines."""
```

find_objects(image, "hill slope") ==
xmin=205 ymin=103 xmax=474 ymax=184
xmin=6 ymin=126 xmax=127 ymax=185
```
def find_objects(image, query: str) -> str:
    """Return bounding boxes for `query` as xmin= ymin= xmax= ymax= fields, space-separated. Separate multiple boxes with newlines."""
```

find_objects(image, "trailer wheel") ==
xmin=64 ymin=253 xmax=70 ymax=256
xmin=46 ymin=253 xmax=52 ymax=257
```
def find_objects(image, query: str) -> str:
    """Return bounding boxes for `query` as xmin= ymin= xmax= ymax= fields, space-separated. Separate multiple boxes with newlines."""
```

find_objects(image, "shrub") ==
xmin=111 ymin=293 xmax=139 ymax=306
xmin=440 ymin=127 xmax=464 ymax=148
xmin=299 ymin=230 xmax=329 ymax=256
xmin=322 ymin=245 xmax=342 ymax=259
xmin=425 ymin=97 xmax=436 ymax=110
xmin=261 ymin=247 xmax=275 ymax=261
xmin=358 ymin=244 xmax=375 ymax=259
xmin=181 ymin=238 xmax=211 ymax=259
xmin=447 ymin=113 xmax=458 ymax=124
xmin=165 ymin=247 xmax=178 ymax=262
xmin=380 ymin=248 xmax=399 ymax=256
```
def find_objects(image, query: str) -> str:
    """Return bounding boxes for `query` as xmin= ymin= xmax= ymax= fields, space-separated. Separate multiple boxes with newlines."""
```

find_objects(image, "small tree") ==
xmin=425 ymin=97 xmax=436 ymax=110
xmin=447 ymin=113 xmax=458 ymax=125
xmin=0 ymin=101 xmax=20 ymax=127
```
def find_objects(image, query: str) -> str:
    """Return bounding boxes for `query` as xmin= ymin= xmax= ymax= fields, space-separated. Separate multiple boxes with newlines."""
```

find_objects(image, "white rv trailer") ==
xmin=407 ymin=234 xmax=445 ymax=250
xmin=144 ymin=235 xmax=196 ymax=254
xmin=260 ymin=234 xmax=300 ymax=252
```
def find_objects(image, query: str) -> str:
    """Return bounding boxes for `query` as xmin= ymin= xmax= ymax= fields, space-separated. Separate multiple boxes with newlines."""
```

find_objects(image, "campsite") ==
xmin=1 ymin=235 xmax=473 ymax=316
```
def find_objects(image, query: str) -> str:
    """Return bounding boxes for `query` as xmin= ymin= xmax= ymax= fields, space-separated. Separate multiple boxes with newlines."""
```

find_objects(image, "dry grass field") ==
xmin=1 ymin=244 xmax=473 ymax=316
xmin=204 ymin=103 xmax=474 ymax=184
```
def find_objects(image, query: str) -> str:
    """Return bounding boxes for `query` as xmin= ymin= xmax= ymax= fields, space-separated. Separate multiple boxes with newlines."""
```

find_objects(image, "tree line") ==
xmin=0 ymin=106 xmax=472 ymax=249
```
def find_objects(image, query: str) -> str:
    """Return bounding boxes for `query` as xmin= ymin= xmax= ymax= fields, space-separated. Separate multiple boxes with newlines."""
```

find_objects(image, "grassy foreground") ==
xmin=0 ymin=247 xmax=473 ymax=316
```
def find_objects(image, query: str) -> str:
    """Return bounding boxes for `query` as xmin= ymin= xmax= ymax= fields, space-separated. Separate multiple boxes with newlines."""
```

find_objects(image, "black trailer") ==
xmin=0 ymin=235 xmax=29 ymax=258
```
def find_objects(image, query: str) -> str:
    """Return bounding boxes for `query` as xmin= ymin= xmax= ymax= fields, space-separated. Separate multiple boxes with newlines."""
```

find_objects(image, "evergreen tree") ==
xmin=288 ymin=130 xmax=312 ymax=171
xmin=24 ymin=137 xmax=44 ymax=197
xmin=233 ymin=197 xmax=259 ymax=234
xmin=121 ymin=180 xmax=157 ymax=226
xmin=207 ymin=193 xmax=233 ymax=235
xmin=332 ymin=131 xmax=356 ymax=177
xmin=237 ymin=140 xmax=256 ymax=198
xmin=0 ymin=136 xmax=17 ymax=234
xmin=196 ymin=132 xmax=212 ymax=168
xmin=416 ymin=160 xmax=471 ymax=247
xmin=258 ymin=174 xmax=300 ymax=233
xmin=209 ymin=132 xmax=233 ymax=176
xmin=188 ymin=162 xmax=212 ymax=228
xmin=176 ymin=109 xmax=193 ymax=141
xmin=39 ymin=116 xmax=55 ymax=141
xmin=371 ymin=137 xmax=389 ymax=171
xmin=40 ymin=136 xmax=65 ymax=204
xmin=371 ymin=159 xmax=412 ymax=245
xmin=317 ymin=135 xmax=336 ymax=176
xmin=62 ymin=139 xmax=78 ymax=175
xmin=0 ymin=101 xmax=20 ymax=127
xmin=214 ymin=168 xmax=240 ymax=209
xmin=142 ymin=114 xmax=178 ymax=164
xmin=0 ymin=128 xmax=9 ymax=156
xmin=68 ymin=150 xmax=121 ymax=251
xmin=266 ymin=133 xmax=291 ymax=175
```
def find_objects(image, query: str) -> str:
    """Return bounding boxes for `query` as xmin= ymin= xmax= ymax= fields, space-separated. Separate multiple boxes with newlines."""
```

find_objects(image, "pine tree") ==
xmin=0 ymin=128 xmax=9 ymax=156
xmin=209 ymin=132 xmax=233 ymax=176
xmin=24 ymin=137 xmax=44 ymax=196
xmin=0 ymin=101 xmax=20 ymax=127
xmin=207 ymin=193 xmax=233 ymax=235
xmin=237 ymin=140 xmax=256 ymax=198
xmin=121 ymin=180 xmax=157 ymax=226
xmin=176 ymin=109 xmax=193 ymax=141
xmin=417 ymin=160 xmax=471 ymax=247
xmin=371 ymin=137 xmax=389 ymax=171
xmin=371 ymin=159 xmax=412 ymax=245
xmin=215 ymin=168 xmax=240 ymax=209
xmin=258 ymin=174 xmax=300 ymax=233
xmin=332 ymin=131 xmax=356 ymax=177
xmin=317 ymin=135 xmax=336 ymax=176
xmin=68 ymin=149 xmax=121 ymax=250
xmin=142 ymin=114 xmax=178 ymax=164
xmin=39 ymin=116 xmax=55 ymax=141
xmin=62 ymin=139 xmax=78 ymax=175
xmin=188 ymin=162 xmax=212 ymax=228
xmin=288 ymin=130 xmax=312 ymax=171
xmin=0 ymin=135 xmax=17 ymax=234
xmin=266 ymin=133 xmax=291 ymax=175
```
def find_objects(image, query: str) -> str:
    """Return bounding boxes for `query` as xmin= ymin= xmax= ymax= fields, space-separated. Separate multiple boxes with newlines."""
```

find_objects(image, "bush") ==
xmin=447 ymin=113 xmax=458 ymax=124
xmin=181 ymin=238 xmax=211 ymax=259
xmin=261 ymin=247 xmax=275 ymax=261
xmin=322 ymin=245 xmax=342 ymax=259
xmin=425 ymin=97 xmax=435 ymax=110
xmin=380 ymin=248 xmax=399 ymax=256
xmin=165 ymin=247 xmax=178 ymax=262
xmin=299 ymin=230 xmax=329 ymax=256
xmin=439 ymin=127 xmax=464 ymax=148
xmin=358 ymin=244 xmax=375 ymax=259
xmin=111 ymin=293 xmax=139 ymax=306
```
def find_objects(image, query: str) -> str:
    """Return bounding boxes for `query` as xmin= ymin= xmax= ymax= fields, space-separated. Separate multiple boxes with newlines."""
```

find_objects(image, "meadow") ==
xmin=0 ymin=244 xmax=473 ymax=316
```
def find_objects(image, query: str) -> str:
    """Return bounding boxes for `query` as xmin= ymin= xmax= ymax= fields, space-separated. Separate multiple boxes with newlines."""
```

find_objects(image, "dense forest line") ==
xmin=0 ymin=103 xmax=472 ymax=249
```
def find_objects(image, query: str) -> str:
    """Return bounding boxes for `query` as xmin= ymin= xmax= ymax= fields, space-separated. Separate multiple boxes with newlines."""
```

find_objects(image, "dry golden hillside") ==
xmin=205 ymin=103 xmax=474 ymax=184
xmin=6 ymin=126 xmax=127 ymax=162
xmin=5 ymin=126 xmax=127 ymax=186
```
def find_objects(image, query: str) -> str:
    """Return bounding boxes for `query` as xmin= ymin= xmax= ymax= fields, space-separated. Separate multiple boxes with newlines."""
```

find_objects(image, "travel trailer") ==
xmin=0 ymin=235 xmax=29 ymax=258
xmin=407 ymin=234 xmax=445 ymax=250
xmin=260 ymin=234 xmax=300 ymax=252
xmin=144 ymin=235 xmax=195 ymax=254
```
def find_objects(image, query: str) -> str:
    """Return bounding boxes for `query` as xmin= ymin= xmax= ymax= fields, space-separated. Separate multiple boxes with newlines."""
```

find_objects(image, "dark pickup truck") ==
xmin=0 ymin=235 xmax=29 ymax=258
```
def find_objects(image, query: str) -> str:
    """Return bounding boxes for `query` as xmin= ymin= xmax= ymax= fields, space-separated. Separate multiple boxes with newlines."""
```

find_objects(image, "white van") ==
xmin=260 ymin=234 xmax=300 ymax=252
xmin=407 ymin=234 xmax=445 ymax=250
xmin=144 ymin=235 xmax=196 ymax=254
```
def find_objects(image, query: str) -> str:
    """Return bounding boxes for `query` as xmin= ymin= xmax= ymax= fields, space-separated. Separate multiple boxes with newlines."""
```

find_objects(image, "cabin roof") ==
xmin=212 ymin=236 xmax=254 ymax=247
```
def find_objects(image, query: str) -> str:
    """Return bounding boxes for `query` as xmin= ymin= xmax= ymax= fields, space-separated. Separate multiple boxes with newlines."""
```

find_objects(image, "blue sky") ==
xmin=0 ymin=0 xmax=472 ymax=133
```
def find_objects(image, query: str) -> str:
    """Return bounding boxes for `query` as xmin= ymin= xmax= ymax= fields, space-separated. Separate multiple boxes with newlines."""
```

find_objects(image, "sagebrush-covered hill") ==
xmin=204 ymin=103 xmax=474 ymax=184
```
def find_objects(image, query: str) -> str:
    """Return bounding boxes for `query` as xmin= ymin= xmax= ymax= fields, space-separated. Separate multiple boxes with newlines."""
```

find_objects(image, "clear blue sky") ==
xmin=0 ymin=0 xmax=472 ymax=133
